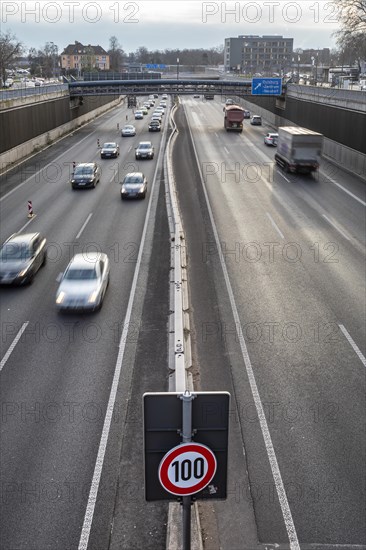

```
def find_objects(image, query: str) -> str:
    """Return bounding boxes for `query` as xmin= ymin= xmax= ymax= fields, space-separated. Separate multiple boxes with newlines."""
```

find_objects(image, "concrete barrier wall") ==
xmin=0 ymin=96 xmax=122 ymax=173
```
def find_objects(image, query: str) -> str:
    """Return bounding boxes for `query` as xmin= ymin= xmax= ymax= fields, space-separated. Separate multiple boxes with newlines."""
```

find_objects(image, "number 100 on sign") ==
xmin=158 ymin=443 xmax=217 ymax=497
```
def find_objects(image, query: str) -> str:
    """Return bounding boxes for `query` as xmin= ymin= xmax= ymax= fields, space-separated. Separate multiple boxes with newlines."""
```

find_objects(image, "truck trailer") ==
xmin=275 ymin=126 xmax=323 ymax=174
xmin=224 ymin=105 xmax=245 ymax=132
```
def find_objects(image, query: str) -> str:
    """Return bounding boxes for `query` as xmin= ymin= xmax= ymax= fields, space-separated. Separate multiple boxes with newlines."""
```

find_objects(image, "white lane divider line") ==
xmin=322 ymin=214 xmax=350 ymax=241
xmin=0 ymin=322 xmax=29 ymax=372
xmin=277 ymin=170 xmax=290 ymax=183
xmin=324 ymin=175 xmax=366 ymax=207
xmin=224 ymin=146 xmax=230 ymax=155
xmin=266 ymin=212 xmax=285 ymax=239
xmin=339 ymin=325 xmax=366 ymax=367
xmin=18 ymin=215 xmax=37 ymax=234
xmin=76 ymin=213 xmax=93 ymax=240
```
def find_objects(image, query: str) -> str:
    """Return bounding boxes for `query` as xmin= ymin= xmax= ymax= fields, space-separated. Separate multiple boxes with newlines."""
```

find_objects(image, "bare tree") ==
xmin=0 ymin=30 xmax=23 ymax=85
xmin=108 ymin=36 xmax=124 ymax=72
xmin=333 ymin=0 xmax=366 ymax=68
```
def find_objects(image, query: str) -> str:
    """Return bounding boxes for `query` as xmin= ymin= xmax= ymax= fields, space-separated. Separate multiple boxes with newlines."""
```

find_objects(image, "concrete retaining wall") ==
xmin=0 ymin=96 xmax=122 ymax=173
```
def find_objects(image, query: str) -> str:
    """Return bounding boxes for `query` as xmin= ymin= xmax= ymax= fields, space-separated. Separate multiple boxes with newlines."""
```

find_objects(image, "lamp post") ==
xmin=297 ymin=55 xmax=300 ymax=82
xmin=177 ymin=57 xmax=179 ymax=80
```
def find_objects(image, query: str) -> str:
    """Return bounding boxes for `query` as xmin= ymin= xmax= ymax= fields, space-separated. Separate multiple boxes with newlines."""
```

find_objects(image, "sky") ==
xmin=1 ymin=1 xmax=341 ymax=54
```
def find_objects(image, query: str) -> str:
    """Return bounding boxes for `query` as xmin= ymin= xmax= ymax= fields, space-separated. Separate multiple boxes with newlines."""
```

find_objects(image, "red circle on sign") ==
xmin=159 ymin=443 xmax=217 ymax=496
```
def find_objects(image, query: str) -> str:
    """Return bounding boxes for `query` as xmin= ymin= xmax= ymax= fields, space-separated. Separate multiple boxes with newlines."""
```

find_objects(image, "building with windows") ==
xmin=224 ymin=35 xmax=293 ymax=75
xmin=60 ymin=41 xmax=110 ymax=74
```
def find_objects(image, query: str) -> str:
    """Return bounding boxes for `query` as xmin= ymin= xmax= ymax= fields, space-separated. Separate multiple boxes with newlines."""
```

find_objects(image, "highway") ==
xmin=0 ymin=95 xmax=365 ymax=550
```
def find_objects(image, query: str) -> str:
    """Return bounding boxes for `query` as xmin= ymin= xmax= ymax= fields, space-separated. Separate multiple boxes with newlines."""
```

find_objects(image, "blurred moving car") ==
xmin=148 ymin=120 xmax=161 ymax=132
xmin=121 ymin=172 xmax=147 ymax=199
xmin=264 ymin=132 xmax=279 ymax=146
xmin=0 ymin=232 xmax=46 ymax=285
xmin=134 ymin=110 xmax=144 ymax=120
xmin=135 ymin=141 xmax=154 ymax=160
xmin=100 ymin=142 xmax=119 ymax=158
xmin=121 ymin=124 xmax=136 ymax=137
xmin=243 ymin=110 xmax=251 ymax=118
xmin=161 ymin=94 xmax=168 ymax=100
xmin=56 ymin=252 xmax=110 ymax=311
xmin=71 ymin=163 xmax=100 ymax=189
xmin=250 ymin=115 xmax=262 ymax=125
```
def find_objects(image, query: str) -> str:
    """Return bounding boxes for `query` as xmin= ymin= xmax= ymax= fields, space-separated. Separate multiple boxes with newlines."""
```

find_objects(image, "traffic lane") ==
xmin=171 ymin=104 xmax=268 ymax=550
xmin=182 ymin=103 xmax=366 ymax=544
xmin=0 ymin=197 xmax=155 ymax=549
xmin=0 ymin=163 xmax=162 ymax=548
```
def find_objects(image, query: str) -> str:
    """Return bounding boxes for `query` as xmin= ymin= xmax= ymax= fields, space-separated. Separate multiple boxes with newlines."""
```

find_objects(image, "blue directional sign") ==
xmin=251 ymin=78 xmax=282 ymax=95
xmin=145 ymin=64 xmax=166 ymax=69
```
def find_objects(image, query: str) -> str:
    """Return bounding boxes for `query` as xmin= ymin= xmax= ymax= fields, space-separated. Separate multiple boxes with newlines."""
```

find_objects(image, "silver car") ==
xmin=121 ymin=172 xmax=147 ymax=200
xmin=56 ymin=252 xmax=110 ymax=311
xmin=121 ymin=124 xmax=136 ymax=137
xmin=0 ymin=232 xmax=46 ymax=285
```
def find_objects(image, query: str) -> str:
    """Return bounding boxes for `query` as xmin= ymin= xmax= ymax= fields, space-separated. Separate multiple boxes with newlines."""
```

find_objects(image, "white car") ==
xmin=56 ymin=252 xmax=110 ymax=311
xmin=134 ymin=110 xmax=144 ymax=120
xmin=264 ymin=132 xmax=278 ymax=146
xmin=121 ymin=124 xmax=136 ymax=137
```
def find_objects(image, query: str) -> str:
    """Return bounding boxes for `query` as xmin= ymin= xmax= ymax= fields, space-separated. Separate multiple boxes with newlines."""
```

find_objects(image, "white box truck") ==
xmin=275 ymin=126 xmax=323 ymax=175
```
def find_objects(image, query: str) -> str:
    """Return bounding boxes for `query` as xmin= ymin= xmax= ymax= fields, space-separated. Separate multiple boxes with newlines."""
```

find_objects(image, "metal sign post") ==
xmin=181 ymin=391 xmax=195 ymax=550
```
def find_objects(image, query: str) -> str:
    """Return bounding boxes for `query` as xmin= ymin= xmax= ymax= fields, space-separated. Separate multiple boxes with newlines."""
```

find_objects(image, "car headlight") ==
xmin=88 ymin=290 xmax=98 ymax=303
xmin=56 ymin=291 xmax=65 ymax=304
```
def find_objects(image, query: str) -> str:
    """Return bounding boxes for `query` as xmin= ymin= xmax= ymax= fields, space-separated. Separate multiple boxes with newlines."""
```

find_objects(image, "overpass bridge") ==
xmin=67 ymin=78 xmax=286 ymax=98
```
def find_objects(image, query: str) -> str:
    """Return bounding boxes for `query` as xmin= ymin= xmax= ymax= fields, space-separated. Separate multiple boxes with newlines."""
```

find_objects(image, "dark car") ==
xmin=121 ymin=172 xmax=147 ymax=200
xmin=243 ymin=110 xmax=251 ymax=119
xmin=135 ymin=141 xmax=154 ymax=160
xmin=250 ymin=115 xmax=262 ymax=125
xmin=71 ymin=163 xmax=100 ymax=189
xmin=100 ymin=142 xmax=119 ymax=158
xmin=0 ymin=232 xmax=46 ymax=285
xmin=148 ymin=120 xmax=161 ymax=132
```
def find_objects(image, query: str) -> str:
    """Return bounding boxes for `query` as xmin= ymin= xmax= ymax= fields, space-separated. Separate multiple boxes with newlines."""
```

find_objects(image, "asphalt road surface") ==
xmin=0 ymin=95 xmax=365 ymax=550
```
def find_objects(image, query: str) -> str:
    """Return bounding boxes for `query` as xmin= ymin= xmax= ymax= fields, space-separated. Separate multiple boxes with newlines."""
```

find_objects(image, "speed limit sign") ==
xmin=159 ymin=442 xmax=217 ymax=497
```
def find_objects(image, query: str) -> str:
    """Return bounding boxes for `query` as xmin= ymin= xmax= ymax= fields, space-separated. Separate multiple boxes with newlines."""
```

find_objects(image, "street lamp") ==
xmin=177 ymin=57 xmax=179 ymax=80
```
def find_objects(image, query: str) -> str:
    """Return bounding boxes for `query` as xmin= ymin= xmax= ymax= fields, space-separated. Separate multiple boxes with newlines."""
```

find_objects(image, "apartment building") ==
xmin=224 ymin=35 xmax=293 ymax=74
xmin=61 ymin=41 xmax=110 ymax=73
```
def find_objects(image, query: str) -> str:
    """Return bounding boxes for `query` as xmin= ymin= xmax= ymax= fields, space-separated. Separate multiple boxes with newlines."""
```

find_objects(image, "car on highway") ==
xmin=148 ymin=120 xmax=161 ymax=132
xmin=56 ymin=252 xmax=110 ymax=312
xmin=193 ymin=94 xmax=200 ymax=98
xmin=141 ymin=106 xmax=149 ymax=115
xmin=121 ymin=124 xmax=136 ymax=137
xmin=264 ymin=132 xmax=279 ymax=146
xmin=0 ymin=232 xmax=46 ymax=285
xmin=155 ymin=107 xmax=164 ymax=115
xmin=225 ymin=98 xmax=235 ymax=105
xmin=71 ymin=163 xmax=100 ymax=189
xmin=159 ymin=101 xmax=167 ymax=108
xmin=134 ymin=110 xmax=144 ymax=120
xmin=143 ymin=102 xmax=151 ymax=109
xmin=243 ymin=110 xmax=251 ymax=119
xmin=100 ymin=142 xmax=120 ymax=158
xmin=121 ymin=172 xmax=148 ymax=200
xmin=135 ymin=141 xmax=154 ymax=160
xmin=148 ymin=99 xmax=155 ymax=106
xmin=250 ymin=115 xmax=262 ymax=125
xmin=151 ymin=112 xmax=162 ymax=121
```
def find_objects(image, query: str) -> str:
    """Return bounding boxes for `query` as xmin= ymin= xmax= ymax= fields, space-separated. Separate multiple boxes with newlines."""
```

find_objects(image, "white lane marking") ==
xmin=322 ymin=214 xmax=350 ymax=241
xmin=77 ymin=128 xmax=163 ymax=550
xmin=339 ymin=325 xmax=366 ymax=367
xmin=214 ymin=132 xmax=219 ymax=138
xmin=56 ymin=272 xmax=63 ymax=282
xmin=76 ymin=213 xmax=93 ymax=240
xmin=224 ymin=146 xmax=230 ymax=155
xmin=266 ymin=212 xmax=285 ymax=239
xmin=0 ymin=322 xmax=29 ymax=372
xmin=277 ymin=170 xmax=290 ymax=183
xmin=323 ymin=175 xmax=366 ymax=207
xmin=186 ymin=106 xmax=300 ymax=550
xmin=18 ymin=214 xmax=37 ymax=233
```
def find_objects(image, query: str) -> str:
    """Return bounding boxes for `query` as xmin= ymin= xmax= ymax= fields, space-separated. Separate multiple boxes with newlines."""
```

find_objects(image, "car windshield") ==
xmin=74 ymin=166 xmax=93 ymax=176
xmin=139 ymin=144 xmax=151 ymax=149
xmin=103 ymin=143 xmax=115 ymax=148
xmin=65 ymin=268 xmax=97 ymax=280
xmin=124 ymin=176 xmax=143 ymax=184
xmin=0 ymin=243 xmax=31 ymax=261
